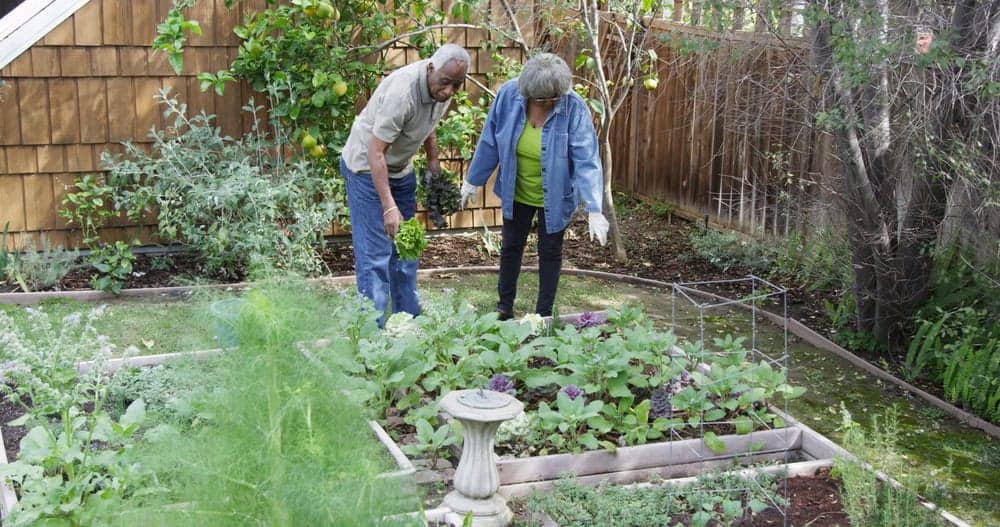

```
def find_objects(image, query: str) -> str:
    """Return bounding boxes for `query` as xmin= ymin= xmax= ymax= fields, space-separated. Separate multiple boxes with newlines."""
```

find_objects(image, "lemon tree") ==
xmin=155 ymin=0 xmax=478 ymax=216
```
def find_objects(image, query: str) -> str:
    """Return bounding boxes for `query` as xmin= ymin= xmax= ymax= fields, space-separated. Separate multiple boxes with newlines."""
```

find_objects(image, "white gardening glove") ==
xmin=588 ymin=212 xmax=609 ymax=246
xmin=459 ymin=182 xmax=480 ymax=209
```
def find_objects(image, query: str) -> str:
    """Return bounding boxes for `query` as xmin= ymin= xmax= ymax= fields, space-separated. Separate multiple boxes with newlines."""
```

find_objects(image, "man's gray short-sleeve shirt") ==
xmin=342 ymin=60 xmax=450 ymax=179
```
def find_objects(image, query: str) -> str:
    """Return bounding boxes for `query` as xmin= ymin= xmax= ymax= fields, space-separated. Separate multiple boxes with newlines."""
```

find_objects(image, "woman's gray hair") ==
xmin=518 ymin=53 xmax=572 ymax=99
xmin=430 ymin=44 xmax=471 ymax=70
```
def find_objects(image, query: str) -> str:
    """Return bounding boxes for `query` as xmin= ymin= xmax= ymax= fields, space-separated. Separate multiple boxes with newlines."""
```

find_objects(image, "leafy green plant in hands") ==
xmin=421 ymin=167 xmax=462 ymax=229
xmin=395 ymin=217 xmax=429 ymax=261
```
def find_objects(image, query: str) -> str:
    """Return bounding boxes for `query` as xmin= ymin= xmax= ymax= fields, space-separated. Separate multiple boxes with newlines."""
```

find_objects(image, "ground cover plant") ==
xmin=1 ymin=274 xmax=996 ymax=524
xmin=0 ymin=305 xmax=149 ymax=526
xmin=524 ymin=468 xmax=784 ymax=527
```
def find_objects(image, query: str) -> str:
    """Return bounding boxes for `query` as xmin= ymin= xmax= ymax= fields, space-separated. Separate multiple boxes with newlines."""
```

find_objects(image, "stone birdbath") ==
xmin=439 ymin=389 xmax=524 ymax=527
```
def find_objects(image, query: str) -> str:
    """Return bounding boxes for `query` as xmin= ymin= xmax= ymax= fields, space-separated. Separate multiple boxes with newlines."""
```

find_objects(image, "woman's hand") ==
xmin=588 ymin=212 xmax=609 ymax=246
xmin=459 ymin=182 xmax=480 ymax=209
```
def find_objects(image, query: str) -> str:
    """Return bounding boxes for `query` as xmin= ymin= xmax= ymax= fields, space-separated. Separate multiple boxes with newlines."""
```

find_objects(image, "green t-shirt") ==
xmin=514 ymin=122 xmax=544 ymax=207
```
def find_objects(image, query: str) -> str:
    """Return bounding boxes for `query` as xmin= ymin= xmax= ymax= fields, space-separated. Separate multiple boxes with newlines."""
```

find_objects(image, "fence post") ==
xmin=689 ymin=0 xmax=701 ymax=26
xmin=733 ymin=1 xmax=746 ymax=31
xmin=672 ymin=0 xmax=683 ymax=22
xmin=755 ymin=0 xmax=771 ymax=32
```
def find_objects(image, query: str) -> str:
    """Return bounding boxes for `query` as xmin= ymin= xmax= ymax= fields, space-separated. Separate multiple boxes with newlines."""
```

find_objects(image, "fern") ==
xmin=941 ymin=331 xmax=1000 ymax=421
xmin=904 ymin=311 xmax=953 ymax=382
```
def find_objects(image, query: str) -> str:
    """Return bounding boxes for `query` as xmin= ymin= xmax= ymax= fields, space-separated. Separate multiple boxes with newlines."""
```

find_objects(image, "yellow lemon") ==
xmin=333 ymin=81 xmax=348 ymax=97
xmin=310 ymin=144 xmax=326 ymax=158
xmin=643 ymin=77 xmax=659 ymax=90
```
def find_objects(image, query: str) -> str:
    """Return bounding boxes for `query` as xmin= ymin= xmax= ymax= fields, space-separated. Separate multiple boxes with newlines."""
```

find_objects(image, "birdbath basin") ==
xmin=439 ymin=389 xmax=524 ymax=527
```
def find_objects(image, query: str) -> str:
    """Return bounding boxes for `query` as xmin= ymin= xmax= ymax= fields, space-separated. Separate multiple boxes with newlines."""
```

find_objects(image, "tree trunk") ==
xmin=808 ymin=0 xmax=1000 ymax=352
xmin=600 ymin=130 xmax=628 ymax=262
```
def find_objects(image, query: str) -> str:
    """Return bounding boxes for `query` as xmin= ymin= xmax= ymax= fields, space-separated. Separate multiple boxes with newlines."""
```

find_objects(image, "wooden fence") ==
xmin=611 ymin=20 xmax=831 ymax=235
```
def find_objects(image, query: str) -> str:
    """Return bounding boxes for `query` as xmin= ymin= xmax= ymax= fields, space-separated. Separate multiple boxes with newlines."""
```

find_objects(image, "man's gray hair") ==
xmin=518 ymin=53 xmax=572 ymax=99
xmin=430 ymin=44 xmax=471 ymax=70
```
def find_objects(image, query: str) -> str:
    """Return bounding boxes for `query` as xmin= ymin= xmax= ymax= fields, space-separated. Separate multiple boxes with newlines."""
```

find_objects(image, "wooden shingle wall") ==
xmin=0 ymin=0 xmax=519 ymax=251
xmin=1 ymin=0 xmax=268 ymax=250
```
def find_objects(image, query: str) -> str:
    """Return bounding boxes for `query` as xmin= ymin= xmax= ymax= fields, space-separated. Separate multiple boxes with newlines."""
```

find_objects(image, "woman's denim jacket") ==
xmin=466 ymin=79 xmax=603 ymax=233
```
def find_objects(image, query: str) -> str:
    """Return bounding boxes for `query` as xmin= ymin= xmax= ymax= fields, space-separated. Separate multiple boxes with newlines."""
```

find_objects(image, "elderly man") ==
xmin=340 ymin=43 xmax=469 ymax=323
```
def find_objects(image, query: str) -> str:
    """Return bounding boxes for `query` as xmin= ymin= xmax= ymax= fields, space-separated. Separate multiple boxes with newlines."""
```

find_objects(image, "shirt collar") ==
xmin=417 ymin=60 xmax=434 ymax=105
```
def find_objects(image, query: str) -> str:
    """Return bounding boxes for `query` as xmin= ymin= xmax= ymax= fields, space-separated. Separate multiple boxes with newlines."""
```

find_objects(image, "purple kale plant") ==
xmin=561 ymin=384 xmax=583 ymax=401
xmin=574 ymin=311 xmax=607 ymax=329
xmin=650 ymin=387 xmax=672 ymax=419
xmin=487 ymin=373 xmax=516 ymax=396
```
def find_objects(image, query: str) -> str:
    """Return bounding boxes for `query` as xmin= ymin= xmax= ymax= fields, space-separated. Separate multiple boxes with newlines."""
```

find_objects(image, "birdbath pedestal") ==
xmin=439 ymin=389 xmax=524 ymax=527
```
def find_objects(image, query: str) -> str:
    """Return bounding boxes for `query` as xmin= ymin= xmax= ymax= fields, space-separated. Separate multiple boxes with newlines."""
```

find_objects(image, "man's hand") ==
xmin=459 ymin=182 xmax=480 ymax=209
xmin=588 ymin=212 xmax=609 ymax=246
xmin=426 ymin=157 xmax=441 ymax=176
xmin=383 ymin=205 xmax=402 ymax=238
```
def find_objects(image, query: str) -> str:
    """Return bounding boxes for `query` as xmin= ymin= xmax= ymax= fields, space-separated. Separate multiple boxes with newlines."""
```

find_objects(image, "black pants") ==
xmin=498 ymin=201 xmax=566 ymax=317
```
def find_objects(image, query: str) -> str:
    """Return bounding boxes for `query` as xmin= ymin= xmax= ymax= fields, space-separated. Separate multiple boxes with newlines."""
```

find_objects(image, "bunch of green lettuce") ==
xmin=394 ymin=217 xmax=429 ymax=261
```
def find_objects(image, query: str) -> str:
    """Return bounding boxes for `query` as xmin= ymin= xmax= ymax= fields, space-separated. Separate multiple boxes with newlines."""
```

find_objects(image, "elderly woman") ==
xmin=460 ymin=53 xmax=609 ymax=320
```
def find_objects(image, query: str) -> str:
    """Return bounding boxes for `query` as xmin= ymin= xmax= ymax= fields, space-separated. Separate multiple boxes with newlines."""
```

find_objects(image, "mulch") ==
xmin=0 ymin=204 xmax=843 ymax=336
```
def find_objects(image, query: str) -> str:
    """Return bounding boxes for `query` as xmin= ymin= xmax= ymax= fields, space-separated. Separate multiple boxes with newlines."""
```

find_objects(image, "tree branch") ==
xmin=495 ymin=0 xmax=531 ymax=55
xmin=364 ymin=24 xmax=483 ymax=55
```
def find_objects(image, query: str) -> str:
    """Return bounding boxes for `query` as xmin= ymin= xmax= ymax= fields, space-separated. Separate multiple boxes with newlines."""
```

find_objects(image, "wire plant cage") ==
xmin=666 ymin=275 xmax=793 ymax=526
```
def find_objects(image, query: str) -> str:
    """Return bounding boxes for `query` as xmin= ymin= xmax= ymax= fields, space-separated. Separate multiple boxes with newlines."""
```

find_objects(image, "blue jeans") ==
xmin=341 ymin=158 xmax=420 ymax=324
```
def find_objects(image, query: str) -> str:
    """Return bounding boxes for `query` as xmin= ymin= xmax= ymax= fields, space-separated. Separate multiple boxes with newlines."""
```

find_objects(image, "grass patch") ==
xmin=1 ymin=274 xmax=631 ymax=357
